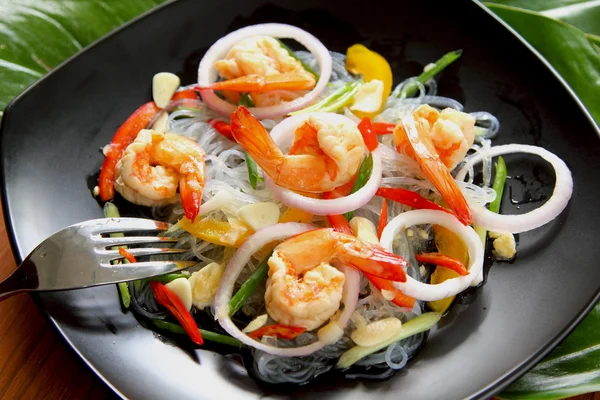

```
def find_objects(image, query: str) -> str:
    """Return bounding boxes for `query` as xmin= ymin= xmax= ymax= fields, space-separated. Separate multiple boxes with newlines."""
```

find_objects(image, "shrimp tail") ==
xmin=338 ymin=242 xmax=408 ymax=282
xmin=420 ymin=159 xmax=472 ymax=225
xmin=230 ymin=106 xmax=284 ymax=179
xmin=179 ymin=163 xmax=205 ymax=221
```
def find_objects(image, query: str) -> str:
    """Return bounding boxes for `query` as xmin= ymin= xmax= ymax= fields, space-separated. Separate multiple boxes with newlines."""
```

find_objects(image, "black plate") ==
xmin=2 ymin=0 xmax=600 ymax=399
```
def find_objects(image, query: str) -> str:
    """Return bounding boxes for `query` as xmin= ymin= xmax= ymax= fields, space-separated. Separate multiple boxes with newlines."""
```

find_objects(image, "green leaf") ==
xmin=0 ymin=0 xmax=165 ymax=113
xmin=500 ymin=305 xmax=600 ymax=399
xmin=487 ymin=1 xmax=600 ymax=35
xmin=485 ymin=3 xmax=600 ymax=125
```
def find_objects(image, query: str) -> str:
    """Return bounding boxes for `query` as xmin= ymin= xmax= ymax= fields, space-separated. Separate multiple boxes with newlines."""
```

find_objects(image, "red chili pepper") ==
xmin=248 ymin=324 xmax=306 ymax=340
xmin=118 ymin=247 xmax=137 ymax=264
xmin=376 ymin=187 xmax=453 ymax=215
xmin=372 ymin=122 xmax=396 ymax=135
xmin=377 ymin=199 xmax=388 ymax=240
xmin=327 ymin=214 xmax=354 ymax=235
xmin=150 ymin=281 xmax=204 ymax=345
xmin=98 ymin=89 xmax=199 ymax=202
xmin=415 ymin=252 xmax=469 ymax=276
xmin=364 ymin=272 xmax=416 ymax=308
xmin=357 ymin=117 xmax=378 ymax=151
xmin=207 ymin=119 xmax=234 ymax=141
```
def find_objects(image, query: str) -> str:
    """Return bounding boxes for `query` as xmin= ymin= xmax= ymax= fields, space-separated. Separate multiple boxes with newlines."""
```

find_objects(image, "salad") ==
xmin=95 ymin=23 xmax=573 ymax=384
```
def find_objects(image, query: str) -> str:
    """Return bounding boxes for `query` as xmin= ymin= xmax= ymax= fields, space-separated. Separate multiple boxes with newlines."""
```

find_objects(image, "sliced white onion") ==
xmin=197 ymin=23 xmax=332 ymax=119
xmin=265 ymin=113 xmax=382 ymax=215
xmin=380 ymin=210 xmax=484 ymax=301
xmin=214 ymin=223 xmax=359 ymax=356
xmin=455 ymin=144 xmax=573 ymax=233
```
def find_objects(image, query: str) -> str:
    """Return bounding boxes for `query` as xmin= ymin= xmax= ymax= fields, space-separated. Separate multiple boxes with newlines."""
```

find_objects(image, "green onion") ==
xmin=104 ymin=202 xmax=131 ymax=309
xmin=490 ymin=156 xmax=507 ymax=214
xmin=275 ymin=39 xmax=320 ymax=80
xmin=117 ymin=282 xmax=131 ymax=308
xmin=336 ymin=312 xmax=441 ymax=369
xmin=239 ymin=93 xmax=255 ymax=107
xmin=229 ymin=252 xmax=272 ymax=316
xmin=290 ymin=81 xmax=361 ymax=115
xmin=151 ymin=320 xmax=243 ymax=348
xmin=245 ymin=151 xmax=262 ymax=190
xmin=399 ymin=50 xmax=463 ymax=98
xmin=344 ymin=153 xmax=374 ymax=220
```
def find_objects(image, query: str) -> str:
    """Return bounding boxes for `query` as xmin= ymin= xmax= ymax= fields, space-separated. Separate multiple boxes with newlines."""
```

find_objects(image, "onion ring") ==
xmin=455 ymin=144 xmax=573 ymax=233
xmin=197 ymin=23 xmax=332 ymax=119
xmin=214 ymin=223 xmax=360 ymax=356
xmin=380 ymin=210 xmax=484 ymax=301
xmin=266 ymin=113 xmax=382 ymax=215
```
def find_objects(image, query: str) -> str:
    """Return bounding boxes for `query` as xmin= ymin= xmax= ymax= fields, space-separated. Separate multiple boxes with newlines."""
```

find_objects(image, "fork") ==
xmin=0 ymin=217 xmax=197 ymax=301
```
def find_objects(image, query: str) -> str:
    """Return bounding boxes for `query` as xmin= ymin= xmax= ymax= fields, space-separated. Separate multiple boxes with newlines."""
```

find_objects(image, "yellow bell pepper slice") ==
xmin=428 ymin=225 xmax=470 ymax=313
xmin=179 ymin=216 xmax=252 ymax=248
xmin=279 ymin=206 xmax=313 ymax=224
xmin=345 ymin=44 xmax=393 ymax=118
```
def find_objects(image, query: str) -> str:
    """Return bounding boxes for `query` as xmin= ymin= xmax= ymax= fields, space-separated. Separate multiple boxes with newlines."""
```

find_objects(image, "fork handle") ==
xmin=0 ymin=260 xmax=40 ymax=301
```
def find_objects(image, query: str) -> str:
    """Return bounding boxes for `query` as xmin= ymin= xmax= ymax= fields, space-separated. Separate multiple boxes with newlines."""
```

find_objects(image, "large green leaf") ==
xmin=500 ymin=305 xmax=600 ymax=399
xmin=485 ymin=3 xmax=600 ymax=125
xmin=488 ymin=1 xmax=600 ymax=35
xmin=0 ymin=0 xmax=165 ymax=116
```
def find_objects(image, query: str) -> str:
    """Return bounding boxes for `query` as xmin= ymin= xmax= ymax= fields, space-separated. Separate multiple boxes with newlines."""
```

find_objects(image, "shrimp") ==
xmin=393 ymin=105 xmax=473 ymax=225
xmin=208 ymin=36 xmax=316 ymax=94
xmin=265 ymin=228 xmax=408 ymax=330
xmin=230 ymin=106 xmax=367 ymax=193
xmin=114 ymin=129 xmax=206 ymax=221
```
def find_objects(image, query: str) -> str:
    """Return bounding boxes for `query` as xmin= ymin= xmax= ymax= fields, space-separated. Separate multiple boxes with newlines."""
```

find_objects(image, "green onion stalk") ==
xmin=344 ymin=153 xmax=374 ymax=220
xmin=399 ymin=50 xmax=462 ymax=98
xmin=228 ymin=252 xmax=272 ymax=316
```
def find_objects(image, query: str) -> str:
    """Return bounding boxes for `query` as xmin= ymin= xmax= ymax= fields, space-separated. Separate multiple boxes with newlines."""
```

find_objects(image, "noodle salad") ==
xmin=95 ymin=23 xmax=573 ymax=384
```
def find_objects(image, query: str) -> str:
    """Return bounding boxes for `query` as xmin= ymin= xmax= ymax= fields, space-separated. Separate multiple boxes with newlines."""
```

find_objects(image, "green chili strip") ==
xmin=104 ymin=202 xmax=131 ymax=309
xmin=399 ymin=50 xmax=462 ymax=98
xmin=229 ymin=252 xmax=272 ymax=316
xmin=245 ymin=151 xmax=262 ymax=190
xmin=239 ymin=93 xmax=255 ymax=107
xmin=344 ymin=153 xmax=374 ymax=220
xmin=290 ymin=81 xmax=361 ymax=115
xmin=275 ymin=39 xmax=320 ymax=80
xmin=490 ymin=156 xmax=507 ymax=214
xmin=152 ymin=320 xmax=243 ymax=348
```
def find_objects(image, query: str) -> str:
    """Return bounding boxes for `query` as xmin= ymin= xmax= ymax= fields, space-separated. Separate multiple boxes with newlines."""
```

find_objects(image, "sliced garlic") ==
xmin=237 ymin=202 xmax=280 ymax=231
xmin=151 ymin=112 xmax=169 ymax=133
xmin=242 ymin=314 xmax=268 ymax=333
xmin=381 ymin=289 xmax=396 ymax=301
xmin=198 ymin=190 xmax=234 ymax=218
xmin=351 ymin=311 xmax=367 ymax=329
xmin=350 ymin=79 xmax=384 ymax=113
xmin=350 ymin=317 xmax=403 ymax=347
xmin=165 ymin=277 xmax=193 ymax=311
xmin=152 ymin=72 xmax=180 ymax=108
xmin=317 ymin=322 xmax=344 ymax=345
xmin=188 ymin=262 xmax=224 ymax=309
xmin=349 ymin=216 xmax=379 ymax=245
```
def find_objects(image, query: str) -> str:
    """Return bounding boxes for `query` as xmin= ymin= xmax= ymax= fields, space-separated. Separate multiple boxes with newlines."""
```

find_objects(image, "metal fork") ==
xmin=0 ymin=218 xmax=197 ymax=301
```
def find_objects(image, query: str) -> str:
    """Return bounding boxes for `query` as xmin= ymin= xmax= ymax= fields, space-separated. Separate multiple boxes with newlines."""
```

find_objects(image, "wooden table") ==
xmin=0 ymin=203 xmax=597 ymax=400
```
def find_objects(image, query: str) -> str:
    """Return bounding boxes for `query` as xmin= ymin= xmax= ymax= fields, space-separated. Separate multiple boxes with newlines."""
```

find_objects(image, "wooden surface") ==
xmin=0 ymin=203 xmax=598 ymax=400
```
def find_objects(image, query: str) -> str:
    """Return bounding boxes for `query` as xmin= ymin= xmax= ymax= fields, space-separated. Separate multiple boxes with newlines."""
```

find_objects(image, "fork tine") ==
xmin=96 ymin=236 xmax=180 ymax=247
xmin=90 ymin=217 xmax=171 ymax=235
xmin=100 ymin=247 xmax=187 ymax=259
xmin=100 ymin=260 xmax=198 ymax=281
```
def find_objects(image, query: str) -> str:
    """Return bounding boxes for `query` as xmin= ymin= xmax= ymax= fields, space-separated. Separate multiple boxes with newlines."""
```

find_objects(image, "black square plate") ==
xmin=2 ymin=1 xmax=600 ymax=399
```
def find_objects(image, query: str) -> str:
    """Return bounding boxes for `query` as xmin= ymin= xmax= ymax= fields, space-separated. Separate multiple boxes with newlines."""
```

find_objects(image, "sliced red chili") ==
xmin=207 ymin=119 xmax=234 ymax=141
xmin=372 ymin=122 xmax=396 ymax=135
xmin=376 ymin=187 xmax=452 ymax=215
xmin=358 ymin=117 xmax=378 ymax=151
xmin=416 ymin=252 xmax=469 ymax=276
xmin=248 ymin=324 xmax=306 ymax=340
xmin=377 ymin=199 xmax=388 ymax=240
xmin=364 ymin=272 xmax=416 ymax=308
xmin=327 ymin=214 xmax=354 ymax=235
xmin=150 ymin=281 xmax=204 ymax=345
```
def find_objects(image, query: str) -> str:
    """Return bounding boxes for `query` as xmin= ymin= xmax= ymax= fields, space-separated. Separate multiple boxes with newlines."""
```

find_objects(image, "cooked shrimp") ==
xmin=230 ymin=106 xmax=366 ymax=192
xmin=209 ymin=36 xmax=316 ymax=94
xmin=394 ymin=105 xmax=473 ymax=225
xmin=114 ymin=129 xmax=206 ymax=221
xmin=265 ymin=228 xmax=408 ymax=330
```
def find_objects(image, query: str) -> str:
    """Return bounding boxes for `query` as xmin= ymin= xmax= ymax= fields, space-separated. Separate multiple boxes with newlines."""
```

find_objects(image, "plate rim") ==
xmin=1 ymin=1 xmax=598 ymax=398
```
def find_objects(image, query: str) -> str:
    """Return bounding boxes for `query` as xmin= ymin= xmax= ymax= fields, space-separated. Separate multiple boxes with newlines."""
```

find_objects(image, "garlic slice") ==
xmin=242 ymin=314 xmax=268 ymax=333
xmin=350 ymin=317 xmax=403 ymax=347
xmin=237 ymin=202 xmax=280 ymax=231
xmin=152 ymin=72 xmax=180 ymax=108
xmin=165 ymin=277 xmax=193 ymax=310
